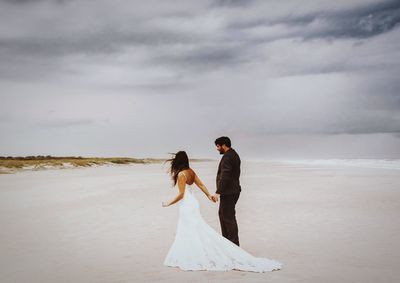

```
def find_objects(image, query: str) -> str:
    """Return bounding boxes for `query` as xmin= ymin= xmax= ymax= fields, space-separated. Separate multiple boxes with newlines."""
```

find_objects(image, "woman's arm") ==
xmin=162 ymin=172 xmax=186 ymax=207
xmin=194 ymin=173 xmax=214 ymax=202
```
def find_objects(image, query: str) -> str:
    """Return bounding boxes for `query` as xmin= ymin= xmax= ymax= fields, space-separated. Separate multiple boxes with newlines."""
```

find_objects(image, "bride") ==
xmin=162 ymin=151 xmax=282 ymax=272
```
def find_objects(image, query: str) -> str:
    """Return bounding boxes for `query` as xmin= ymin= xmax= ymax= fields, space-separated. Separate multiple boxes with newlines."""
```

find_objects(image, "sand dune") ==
xmin=0 ymin=161 xmax=399 ymax=282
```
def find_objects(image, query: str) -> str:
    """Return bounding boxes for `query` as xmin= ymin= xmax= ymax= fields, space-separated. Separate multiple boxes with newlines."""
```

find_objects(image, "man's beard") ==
xmin=219 ymin=149 xmax=225 ymax=155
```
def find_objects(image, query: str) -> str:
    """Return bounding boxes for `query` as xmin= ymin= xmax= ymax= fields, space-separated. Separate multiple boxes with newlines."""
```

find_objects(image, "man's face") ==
xmin=216 ymin=144 xmax=225 ymax=155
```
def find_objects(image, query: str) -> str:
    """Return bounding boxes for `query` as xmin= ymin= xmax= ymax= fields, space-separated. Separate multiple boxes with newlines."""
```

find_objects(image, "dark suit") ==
xmin=216 ymin=148 xmax=241 ymax=246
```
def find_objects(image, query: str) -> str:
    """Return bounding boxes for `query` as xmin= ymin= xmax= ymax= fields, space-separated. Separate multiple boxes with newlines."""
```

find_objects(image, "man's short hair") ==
xmin=215 ymin=136 xmax=231 ymax=147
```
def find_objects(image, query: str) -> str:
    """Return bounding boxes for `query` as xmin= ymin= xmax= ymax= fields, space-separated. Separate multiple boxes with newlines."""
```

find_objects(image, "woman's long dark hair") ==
xmin=166 ymin=151 xmax=189 ymax=186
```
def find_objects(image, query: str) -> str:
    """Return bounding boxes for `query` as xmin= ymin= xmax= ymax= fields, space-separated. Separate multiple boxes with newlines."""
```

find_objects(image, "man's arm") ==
xmin=216 ymin=155 xmax=233 ymax=195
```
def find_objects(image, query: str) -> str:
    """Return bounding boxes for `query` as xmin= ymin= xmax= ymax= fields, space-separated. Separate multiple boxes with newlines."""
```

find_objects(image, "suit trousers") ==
xmin=218 ymin=193 xmax=240 ymax=246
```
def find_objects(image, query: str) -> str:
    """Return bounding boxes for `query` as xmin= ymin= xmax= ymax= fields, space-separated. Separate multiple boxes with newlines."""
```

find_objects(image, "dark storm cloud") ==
xmin=0 ymin=28 xmax=195 ymax=59
xmin=149 ymin=44 xmax=249 ymax=71
xmin=0 ymin=16 xmax=198 ymax=80
xmin=228 ymin=0 xmax=400 ymax=40
xmin=310 ymin=0 xmax=400 ymax=39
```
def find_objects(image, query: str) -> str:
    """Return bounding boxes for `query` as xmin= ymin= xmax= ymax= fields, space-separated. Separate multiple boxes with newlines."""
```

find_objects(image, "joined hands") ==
xmin=208 ymin=194 xmax=219 ymax=203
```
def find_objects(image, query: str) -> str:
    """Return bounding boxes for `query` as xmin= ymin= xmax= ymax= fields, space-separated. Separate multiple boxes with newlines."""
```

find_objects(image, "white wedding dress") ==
xmin=164 ymin=183 xmax=283 ymax=272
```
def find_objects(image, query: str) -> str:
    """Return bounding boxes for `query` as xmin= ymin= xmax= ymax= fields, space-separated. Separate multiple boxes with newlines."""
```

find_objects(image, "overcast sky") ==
xmin=1 ymin=0 xmax=400 ymax=159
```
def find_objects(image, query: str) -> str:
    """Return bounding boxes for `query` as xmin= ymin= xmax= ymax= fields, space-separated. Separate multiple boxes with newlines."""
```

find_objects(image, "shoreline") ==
xmin=2 ymin=157 xmax=400 ymax=174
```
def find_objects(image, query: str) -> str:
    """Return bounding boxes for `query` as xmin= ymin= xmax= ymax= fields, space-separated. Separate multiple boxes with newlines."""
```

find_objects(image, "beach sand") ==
xmin=0 ymin=161 xmax=399 ymax=282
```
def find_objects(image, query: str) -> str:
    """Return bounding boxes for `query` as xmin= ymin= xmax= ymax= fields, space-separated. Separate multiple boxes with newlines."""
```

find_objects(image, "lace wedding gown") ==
xmin=164 ymin=184 xmax=282 ymax=272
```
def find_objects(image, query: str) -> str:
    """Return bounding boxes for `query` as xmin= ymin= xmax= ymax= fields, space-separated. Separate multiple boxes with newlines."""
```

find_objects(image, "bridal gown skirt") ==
xmin=164 ymin=186 xmax=283 ymax=272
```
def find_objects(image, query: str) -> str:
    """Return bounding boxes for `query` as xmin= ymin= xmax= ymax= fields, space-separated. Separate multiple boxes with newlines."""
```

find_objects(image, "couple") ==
xmin=162 ymin=136 xmax=282 ymax=272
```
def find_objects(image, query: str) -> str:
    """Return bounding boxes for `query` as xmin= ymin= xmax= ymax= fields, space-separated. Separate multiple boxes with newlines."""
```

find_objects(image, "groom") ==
xmin=211 ymin=136 xmax=241 ymax=246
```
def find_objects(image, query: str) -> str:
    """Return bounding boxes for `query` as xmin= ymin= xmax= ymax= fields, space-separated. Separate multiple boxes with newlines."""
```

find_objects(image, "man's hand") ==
xmin=207 ymin=195 xmax=216 ymax=203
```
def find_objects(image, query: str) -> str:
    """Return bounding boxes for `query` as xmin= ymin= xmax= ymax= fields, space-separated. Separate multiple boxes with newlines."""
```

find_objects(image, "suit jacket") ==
xmin=216 ymin=148 xmax=241 ymax=195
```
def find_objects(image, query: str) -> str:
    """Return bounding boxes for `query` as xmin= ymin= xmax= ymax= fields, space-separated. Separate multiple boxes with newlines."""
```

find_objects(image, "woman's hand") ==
xmin=162 ymin=201 xmax=169 ymax=207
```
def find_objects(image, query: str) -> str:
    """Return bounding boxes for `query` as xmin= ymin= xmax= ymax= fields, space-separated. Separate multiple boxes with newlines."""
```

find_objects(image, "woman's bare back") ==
xmin=182 ymin=168 xmax=196 ymax=185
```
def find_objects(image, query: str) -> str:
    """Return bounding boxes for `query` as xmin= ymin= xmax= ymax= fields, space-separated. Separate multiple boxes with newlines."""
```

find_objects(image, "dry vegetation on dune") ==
xmin=0 ymin=156 xmax=164 ymax=172
xmin=0 ymin=156 xmax=213 ymax=174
